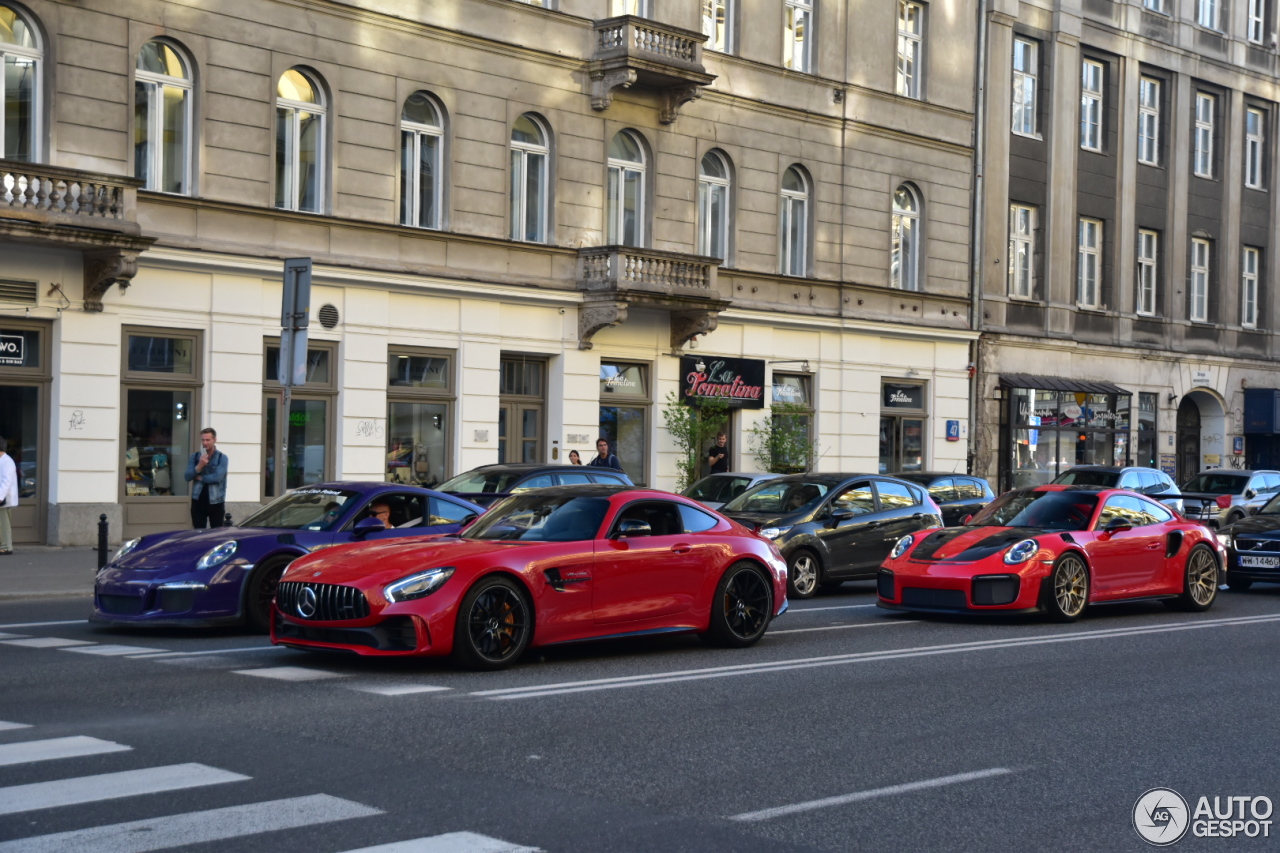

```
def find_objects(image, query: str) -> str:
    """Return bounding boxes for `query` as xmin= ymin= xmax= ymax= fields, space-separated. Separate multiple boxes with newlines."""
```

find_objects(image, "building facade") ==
xmin=0 ymin=0 xmax=979 ymax=545
xmin=974 ymin=0 xmax=1280 ymax=492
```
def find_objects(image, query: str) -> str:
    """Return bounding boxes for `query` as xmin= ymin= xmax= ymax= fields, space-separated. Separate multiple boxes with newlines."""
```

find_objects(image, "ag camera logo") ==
xmin=1134 ymin=788 xmax=1190 ymax=846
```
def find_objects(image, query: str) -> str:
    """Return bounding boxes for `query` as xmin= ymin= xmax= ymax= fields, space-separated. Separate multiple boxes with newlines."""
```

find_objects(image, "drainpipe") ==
xmin=968 ymin=0 xmax=991 ymax=476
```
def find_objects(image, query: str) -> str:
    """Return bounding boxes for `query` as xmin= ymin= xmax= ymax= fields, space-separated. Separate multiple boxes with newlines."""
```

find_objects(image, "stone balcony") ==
xmin=576 ymin=245 xmax=729 ymax=351
xmin=588 ymin=16 xmax=716 ymax=123
xmin=1 ymin=159 xmax=155 ymax=311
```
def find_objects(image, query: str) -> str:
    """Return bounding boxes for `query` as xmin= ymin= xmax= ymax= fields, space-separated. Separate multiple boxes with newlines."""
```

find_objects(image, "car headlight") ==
xmin=112 ymin=538 xmax=141 ymax=564
xmin=196 ymin=540 xmax=238 ymax=570
xmin=384 ymin=567 xmax=456 ymax=603
xmin=759 ymin=525 xmax=793 ymax=540
xmin=890 ymin=534 xmax=915 ymax=559
xmin=1218 ymin=532 xmax=1233 ymax=550
xmin=1003 ymin=538 xmax=1040 ymax=565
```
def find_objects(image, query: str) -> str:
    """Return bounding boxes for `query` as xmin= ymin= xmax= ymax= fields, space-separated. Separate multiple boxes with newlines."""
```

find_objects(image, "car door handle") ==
xmin=1146 ymin=542 xmax=1162 ymax=550
xmin=671 ymin=544 xmax=693 ymax=554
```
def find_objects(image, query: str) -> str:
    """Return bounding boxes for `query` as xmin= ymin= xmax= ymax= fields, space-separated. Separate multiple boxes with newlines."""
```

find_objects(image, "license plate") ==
xmin=1238 ymin=555 xmax=1280 ymax=568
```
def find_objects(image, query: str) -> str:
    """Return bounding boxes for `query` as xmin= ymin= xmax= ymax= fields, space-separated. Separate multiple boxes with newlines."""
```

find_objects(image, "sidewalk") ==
xmin=0 ymin=547 xmax=101 ymax=600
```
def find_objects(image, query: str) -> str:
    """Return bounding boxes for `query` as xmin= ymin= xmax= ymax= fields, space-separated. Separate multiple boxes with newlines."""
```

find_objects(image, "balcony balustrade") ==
xmin=589 ymin=16 xmax=715 ymax=123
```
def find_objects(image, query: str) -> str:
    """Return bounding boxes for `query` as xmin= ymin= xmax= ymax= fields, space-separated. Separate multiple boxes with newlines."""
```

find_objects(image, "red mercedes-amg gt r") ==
xmin=878 ymin=485 xmax=1223 ymax=620
xmin=271 ymin=485 xmax=789 ymax=669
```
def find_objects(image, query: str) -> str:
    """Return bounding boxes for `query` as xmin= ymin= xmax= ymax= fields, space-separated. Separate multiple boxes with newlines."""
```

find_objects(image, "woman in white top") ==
xmin=0 ymin=436 xmax=17 ymax=555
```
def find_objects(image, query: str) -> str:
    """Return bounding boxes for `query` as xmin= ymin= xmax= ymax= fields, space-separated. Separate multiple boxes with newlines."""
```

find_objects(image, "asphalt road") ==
xmin=2 ymin=584 xmax=1279 ymax=852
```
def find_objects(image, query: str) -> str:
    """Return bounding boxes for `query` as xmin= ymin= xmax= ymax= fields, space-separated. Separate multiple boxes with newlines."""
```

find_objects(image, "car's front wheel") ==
xmin=702 ymin=562 xmax=773 ymax=648
xmin=1164 ymin=544 xmax=1218 ymax=612
xmin=246 ymin=557 xmax=292 ymax=633
xmin=1043 ymin=553 xmax=1089 ymax=622
xmin=786 ymin=550 xmax=820 ymax=599
xmin=452 ymin=576 xmax=532 ymax=671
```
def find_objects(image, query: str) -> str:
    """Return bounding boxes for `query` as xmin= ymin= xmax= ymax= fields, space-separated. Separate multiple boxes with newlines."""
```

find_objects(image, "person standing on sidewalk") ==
xmin=0 ymin=437 xmax=16 ymax=555
xmin=185 ymin=428 xmax=228 ymax=529
xmin=588 ymin=438 xmax=623 ymax=471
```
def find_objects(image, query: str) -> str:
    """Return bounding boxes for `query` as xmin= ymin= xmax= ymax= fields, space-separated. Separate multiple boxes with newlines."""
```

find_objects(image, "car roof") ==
xmin=466 ymin=463 xmax=595 ymax=473
xmin=1192 ymin=468 xmax=1279 ymax=476
xmin=893 ymin=471 xmax=986 ymax=479
xmin=497 ymin=484 xmax=666 ymax=499
xmin=702 ymin=472 xmax=780 ymax=479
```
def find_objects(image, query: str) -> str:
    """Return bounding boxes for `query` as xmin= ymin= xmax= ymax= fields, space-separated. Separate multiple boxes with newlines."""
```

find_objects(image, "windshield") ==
xmin=723 ymin=478 xmax=835 ymax=514
xmin=1260 ymin=494 xmax=1280 ymax=516
xmin=239 ymin=489 xmax=358 ymax=531
xmin=686 ymin=476 xmax=752 ymax=503
xmin=439 ymin=470 xmax=524 ymax=494
xmin=1052 ymin=469 xmax=1119 ymax=487
xmin=1180 ymin=473 xmax=1249 ymax=495
xmin=462 ymin=495 xmax=610 ymax=542
xmin=968 ymin=489 xmax=1099 ymax=530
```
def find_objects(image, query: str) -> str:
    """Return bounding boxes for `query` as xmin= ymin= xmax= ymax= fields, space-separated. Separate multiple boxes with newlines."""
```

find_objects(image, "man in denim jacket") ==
xmin=185 ymin=427 xmax=228 ymax=529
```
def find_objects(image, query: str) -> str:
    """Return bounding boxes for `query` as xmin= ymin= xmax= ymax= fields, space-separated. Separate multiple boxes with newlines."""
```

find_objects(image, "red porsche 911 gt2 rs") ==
xmin=878 ymin=485 xmax=1222 ymax=621
xmin=271 ymin=485 xmax=789 ymax=669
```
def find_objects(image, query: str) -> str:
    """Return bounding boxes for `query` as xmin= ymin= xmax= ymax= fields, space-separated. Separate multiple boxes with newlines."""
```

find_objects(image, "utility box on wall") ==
xmin=1243 ymin=389 xmax=1280 ymax=434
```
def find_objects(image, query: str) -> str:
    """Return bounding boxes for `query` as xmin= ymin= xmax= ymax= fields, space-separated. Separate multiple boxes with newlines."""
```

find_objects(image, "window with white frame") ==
xmin=0 ymin=3 xmax=41 ymax=161
xmin=1137 ymin=229 xmax=1158 ymax=316
xmin=134 ymin=41 xmax=193 ymax=195
xmin=614 ymin=0 xmax=650 ymax=14
xmin=1243 ymin=247 xmax=1261 ymax=328
xmin=780 ymin=166 xmax=809 ymax=277
xmin=607 ymin=130 xmax=646 ymax=247
xmin=400 ymin=92 xmax=443 ymax=229
xmin=1198 ymin=0 xmax=1220 ymax=29
xmin=1190 ymin=238 xmax=1211 ymax=322
xmin=891 ymin=185 xmax=921 ymax=291
xmin=1138 ymin=77 xmax=1160 ymax=166
xmin=1248 ymin=0 xmax=1267 ymax=43
xmin=1080 ymin=59 xmax=1103 ymax=152
xmin=1077 ymin=218 xmax=1102 ymax=308
xmin=697 ymin=150 xmax=731 ymax=260
xmin=1143 ymin=0 xmax=1165 ymax=10
xmin=702 ymin=0 xmax=733 ymax=53
xmin=510 ymin=114 xmax=549 ymax=243
xmin=1008 ymin=204 xmax=1035 ymax=298
xmin=275 ymin=69 xmax=326 ymax=213
xmin=1246 ymin=107 xmax=1265 ymax=190
xmin=783 ymin=0 xmax=812 ymax=73
xmin=1012 ymin=39 xmax=1038 ymax=137
xmin=1194 ymin=92 xmax=1215 ymax=179
xmin=897 ymin=2 xmax=923 ymax=100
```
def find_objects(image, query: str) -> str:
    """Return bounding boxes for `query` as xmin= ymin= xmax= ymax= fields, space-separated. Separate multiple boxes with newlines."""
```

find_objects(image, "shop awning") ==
xmin=999 ymin=373 xmax=1131 ymax=396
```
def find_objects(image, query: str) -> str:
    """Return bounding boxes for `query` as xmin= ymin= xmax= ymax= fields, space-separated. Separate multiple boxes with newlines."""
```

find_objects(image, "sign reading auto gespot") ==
xmin=680 ymin=356 xmax=765 ymax=409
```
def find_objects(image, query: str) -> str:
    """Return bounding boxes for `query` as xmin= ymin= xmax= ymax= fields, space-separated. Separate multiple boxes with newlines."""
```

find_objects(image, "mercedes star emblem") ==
xmin=297 ymin=586 xmax=317 ymax=618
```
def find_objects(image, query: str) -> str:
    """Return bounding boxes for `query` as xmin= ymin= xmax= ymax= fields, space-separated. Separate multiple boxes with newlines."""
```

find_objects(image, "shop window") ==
xmin=262 ymin=338 xmax=336 ymax=498
xmin=879 ymin=382 xmax=925 ymax=474
xmin=771 ymin=373 xmax=813 ymax=472
xmin=599 ymin=361 xmax=649 ymax=485
xmin=1003 ymin=387 xmax=1132 ymax=492
xmin=121 ymin=328 xmax=202 ymax=501
xmin=387 ymin=348 xmax=453 ymax=488
xmin=0 ymin=321 xmax=49 ymax=544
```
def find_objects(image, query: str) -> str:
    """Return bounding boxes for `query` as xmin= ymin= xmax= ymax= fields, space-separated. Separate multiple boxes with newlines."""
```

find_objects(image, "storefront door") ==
xmin=0 ymin=384 xmax=44 ymax=544
xmin=498 ymin=356 xmax=545 ymax=463
xmin=1177 ymin=398 xmax=1202 ymax=482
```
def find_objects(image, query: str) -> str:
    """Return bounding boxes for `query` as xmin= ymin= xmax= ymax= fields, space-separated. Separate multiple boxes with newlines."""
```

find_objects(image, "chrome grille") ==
xmin=1234 ymin=537 xmax=1280 ymax=553
xmin=276 ymin=582 xmax=370 ymax=621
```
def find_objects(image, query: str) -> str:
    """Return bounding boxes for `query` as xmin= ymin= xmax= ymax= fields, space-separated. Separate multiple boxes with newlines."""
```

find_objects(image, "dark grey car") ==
xmin=892 ymin=472 xmax=995 ymax=527
xmin=1052 ymin=465 xmax=1183 ymax=513
xmin=439 ymin=463 xmax=633 ymax=508
xmin=720 ymin=473 xmax=943 ymax=599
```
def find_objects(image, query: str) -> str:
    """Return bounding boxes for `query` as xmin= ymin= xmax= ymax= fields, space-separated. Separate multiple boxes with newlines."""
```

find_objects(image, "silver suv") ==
xmin=1179 ymin=469 xmax=1280 ymax=527
xmin=1051 ymin=466 xmax=1183 ymax=513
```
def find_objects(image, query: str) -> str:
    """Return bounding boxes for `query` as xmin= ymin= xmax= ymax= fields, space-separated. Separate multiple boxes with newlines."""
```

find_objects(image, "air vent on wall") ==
xmin=318 ymin=304 xmax=340 ymax=329
xmin=0 ymin=280 xmax=38 ymax=305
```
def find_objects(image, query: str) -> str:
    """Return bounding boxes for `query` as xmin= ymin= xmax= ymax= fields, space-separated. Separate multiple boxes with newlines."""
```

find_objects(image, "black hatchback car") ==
xmin=1217 ymin=494 xmax=1280 ymax=591
xmin=720 ymin=473 xmax=943 ymax=598
xmin=891 ymin=472 xmax=995 ymax=527
xmin=439 ymin=463 xmax=634 ymax=508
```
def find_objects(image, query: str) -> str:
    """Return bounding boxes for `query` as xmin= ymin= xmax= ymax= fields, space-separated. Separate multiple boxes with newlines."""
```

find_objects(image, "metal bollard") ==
xmin=96 ymin=514 xmax=109 ymax=570
xmin=223 ymin=511 xmax=233 ymax=528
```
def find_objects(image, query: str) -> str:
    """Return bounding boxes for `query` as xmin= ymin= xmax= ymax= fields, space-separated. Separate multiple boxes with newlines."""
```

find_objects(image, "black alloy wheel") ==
xmin=1165 ymin=544 xmax=1218 ymax=612
xmin=703 ymin=562 xmax=773 ymax=648
xmin=453 ymin=576 xmax=532 ymax=670
xmin=246 ymin=558 xmax=292 ymax=633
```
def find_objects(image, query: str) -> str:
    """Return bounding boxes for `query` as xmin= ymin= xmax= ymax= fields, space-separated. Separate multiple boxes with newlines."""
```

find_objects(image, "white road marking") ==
xmin=0 ymin=793 xmax=382 ymax=853
xmin=785 ymin=603 xmax=879 ymax=613
xmin=729 ymin=768 xmax=1013 ymax=821
xmin=0 ymin=620 xmax=87 ymax=629
xmin=61 ymin=644 xmax=167 ymax=657
xmin=1 ymin=637 xmax=95 ymax=649
xmin=138 ymin=645 xmax=285 ymax=659
xmin=0 ymin=721 xmax=31 ymax=731
xmin=0 ymin=763 xmax=249 ymax=815
xmin=347 ymin=684 xmax=452 ymax=696
xmin=231 ymin=666 xmax=345 ymax=681
xmin=0 ymin=736 xmax=131 ymax=767
xmin=770 ymin=621 xmax=916 ymax=636
xmin=338 ymin=832 xmax=541 ymax=852
xmin=473 ymin=612 xmax=1280 ymax=700
xmin=0 ymin=633 xmax=29 ymax=640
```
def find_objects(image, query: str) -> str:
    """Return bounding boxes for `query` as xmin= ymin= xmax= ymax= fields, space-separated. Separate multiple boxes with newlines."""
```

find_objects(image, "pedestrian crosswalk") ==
xmin=0 ymin=720 xmax=543 ymax=853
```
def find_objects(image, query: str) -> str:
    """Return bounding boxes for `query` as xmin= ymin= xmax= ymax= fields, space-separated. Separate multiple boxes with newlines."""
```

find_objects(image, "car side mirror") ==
xmin=1245 ymin=488 xmax=1257 ymax=499
xmin=352 ymin=517 xmax=386 ymax=539
xmin=961 ymin=514 xmax=973 ymax=525
xmin=1103 ymin=518 xmax=1132 ymax=534
xmin=459 ymin=513 xmax=478 ymax=528
xmin=829 ymin=509 xmax=854 ymax=525
xmin=612 ymin=518 xmax=651 ymax=538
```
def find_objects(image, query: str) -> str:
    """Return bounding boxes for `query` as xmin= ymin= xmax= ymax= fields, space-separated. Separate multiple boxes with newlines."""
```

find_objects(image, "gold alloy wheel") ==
xmin=1053 ymin=555 xmax=1088 ymax=618
xmin=1187 ymin=547 xmax=1218 ymax=606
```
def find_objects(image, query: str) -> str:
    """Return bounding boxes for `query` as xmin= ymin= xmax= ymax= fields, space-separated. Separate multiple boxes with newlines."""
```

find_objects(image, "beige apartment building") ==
xmin=975 ymin=0 xmax=1280 ymax=491
xmin=0 ymin=0 xmax=979 ymax=545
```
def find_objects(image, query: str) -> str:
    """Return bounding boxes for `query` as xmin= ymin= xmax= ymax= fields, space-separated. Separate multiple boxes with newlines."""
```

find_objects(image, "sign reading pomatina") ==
xmin=680 ymin=356 xmax=765 ymax=409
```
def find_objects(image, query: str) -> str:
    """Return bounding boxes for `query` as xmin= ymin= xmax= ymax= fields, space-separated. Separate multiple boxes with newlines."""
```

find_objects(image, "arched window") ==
xmin=607 ymin=130 xmax=645 ymax=247
xmin=135 ymin=41 xmax=193 ymax=194
xmin=780 ymin=166 xmax=809 ymax=276
xmin=697 ymin=150 xmax=731 ymax=260
xmin=275 ymin=68 xmax=325 ymax=213
xmin=510 ymin=114 xmax=548 ymax=242
xmin=0 ymin=3 xmax=40 ymax=161
xmin=401 ymin=92 xmax=443 ymax=229
xmin=891 ymin=185 xmax=921 ymax=291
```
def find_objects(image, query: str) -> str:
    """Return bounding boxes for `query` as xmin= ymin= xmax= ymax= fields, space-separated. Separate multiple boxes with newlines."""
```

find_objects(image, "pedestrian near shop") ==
xmin=185 ymin=428 xmax=228 ymax=529
xmin=589 ymin=438 xmax=623 ymax=471
xmin=707 ymin=431 xmax=730 ymax=474
xmin=0 ymin=437 xmax=16 ymax=555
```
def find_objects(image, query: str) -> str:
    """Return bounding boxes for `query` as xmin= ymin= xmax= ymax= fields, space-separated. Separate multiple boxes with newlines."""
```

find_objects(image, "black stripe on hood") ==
xmin=911 ymin=527 xmax=1054 ymax=563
